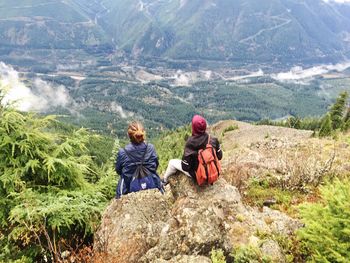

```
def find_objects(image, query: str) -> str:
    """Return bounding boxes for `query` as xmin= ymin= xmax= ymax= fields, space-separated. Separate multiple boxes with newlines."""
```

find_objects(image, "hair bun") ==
xmin=128 ymin=121 xmax=146 ymax=143
xmin=134 ymin=130 xmax=144 ymax=137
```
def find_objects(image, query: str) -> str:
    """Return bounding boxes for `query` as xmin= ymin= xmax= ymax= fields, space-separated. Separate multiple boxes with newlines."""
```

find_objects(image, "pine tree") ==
xmin=319 ymin=114 xmax=332 ymax=137
xmin=0 ymin=88 xmax=116 ymax=261
xmin=287 ymin=116 xmax=301 ymax=129
xmin=344 ymin=107 xmax=350 ymax=123
xmin=342 ymin=107 xmax=350 ymax=131
xmin=0 ymin=83 xmax=7 ymax=116
xmin=329 ymin=91 xmax=348 ymax=130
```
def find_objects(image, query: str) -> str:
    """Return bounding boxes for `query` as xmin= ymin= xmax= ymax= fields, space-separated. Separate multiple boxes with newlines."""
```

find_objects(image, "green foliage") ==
xmin=152 ymin=125 xmax=191 ymax=173
xmin=232 ymin=245 xmax=272 ymax=263
xmin=298 ymin=178 xmax=350 ymax=263
xmin=0 ymin=99 xmax=115 ymax=261
xmin=210 ymin=249 xmax=226 ymax=263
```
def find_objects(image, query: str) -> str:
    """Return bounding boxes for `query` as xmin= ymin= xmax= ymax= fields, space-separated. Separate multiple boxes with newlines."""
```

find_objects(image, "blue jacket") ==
xmin=115 ymin=142 xmax=161 ymax=198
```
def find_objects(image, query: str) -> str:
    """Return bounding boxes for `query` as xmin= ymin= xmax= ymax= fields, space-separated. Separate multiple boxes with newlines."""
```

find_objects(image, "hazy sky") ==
xmin=324 ymin=0 xmax=350 ymax=3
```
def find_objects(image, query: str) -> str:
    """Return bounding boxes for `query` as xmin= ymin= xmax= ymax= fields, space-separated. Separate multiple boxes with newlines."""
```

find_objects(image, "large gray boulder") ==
xmin=94 ymin=174 xmax=301 ymax=263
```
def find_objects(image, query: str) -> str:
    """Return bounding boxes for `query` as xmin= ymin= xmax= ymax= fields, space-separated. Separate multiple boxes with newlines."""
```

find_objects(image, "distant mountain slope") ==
xmin=97 ymin=0 xmax=350 ymax=63
xmin=0 ymin=0 xmax=110 ymax=49
xmin=0 ymin=0 xmax=350 ymax=64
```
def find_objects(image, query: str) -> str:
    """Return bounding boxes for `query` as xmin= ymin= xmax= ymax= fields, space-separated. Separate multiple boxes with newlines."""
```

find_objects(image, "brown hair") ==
xmin=128 ymin=121 xmax=146 ymax=144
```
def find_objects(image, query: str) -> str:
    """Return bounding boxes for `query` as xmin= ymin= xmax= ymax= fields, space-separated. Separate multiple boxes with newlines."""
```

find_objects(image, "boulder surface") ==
xmin=94 ymin=174 xmax=300 ymax=262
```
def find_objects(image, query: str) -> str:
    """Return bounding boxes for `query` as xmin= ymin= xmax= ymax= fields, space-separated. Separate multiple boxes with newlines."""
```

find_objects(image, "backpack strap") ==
xmin=211 ymin=145 xmax=220 ymax=176
xmin=200 ymin=134 xmax=211 ymax=151
xmin=141 ymin=143 xmax=149 ymax=164
xmin=124 ymin=143 xmax=149 ymax=164
xmin=199 ymin=150 xmax=209 ymax=183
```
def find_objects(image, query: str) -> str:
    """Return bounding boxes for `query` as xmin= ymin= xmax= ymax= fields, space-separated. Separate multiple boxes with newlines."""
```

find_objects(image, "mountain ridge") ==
xmin=1 ymin=0 xmax=350 ymax=64
xmin=95 ymin=0 xmax=350 ymax=63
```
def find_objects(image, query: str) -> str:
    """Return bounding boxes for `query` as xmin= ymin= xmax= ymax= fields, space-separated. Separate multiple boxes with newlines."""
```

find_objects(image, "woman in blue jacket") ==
xmin=115 ymin=121 xmax=163 ymax=198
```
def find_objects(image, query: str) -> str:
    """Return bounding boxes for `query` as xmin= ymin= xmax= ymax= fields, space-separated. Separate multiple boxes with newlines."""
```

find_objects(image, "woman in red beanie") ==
xmin=162 ymin=115 xmax=223 ymax=184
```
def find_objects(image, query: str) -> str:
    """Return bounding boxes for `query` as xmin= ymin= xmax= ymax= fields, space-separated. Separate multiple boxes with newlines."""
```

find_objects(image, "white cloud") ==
xmin=322 ymin=0 xmax=350 ymax=3
xmin=109 ymin=101 xmax=133 ymax=119
xmin=173 ymin=71 xmax=192 ymax=86
xmin=32 ymin=78 xmax=72 ymax=110
xmin=229 ymin=69 xmax=264 ymax=81
xmin=0 ymin=62 xmax=73 ymax=112
xmin=271 ymin=62 xmax=350 ymax=82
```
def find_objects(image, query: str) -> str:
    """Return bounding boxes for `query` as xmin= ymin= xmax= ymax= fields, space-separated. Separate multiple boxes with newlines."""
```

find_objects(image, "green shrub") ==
xmin=210 ymin=248 xmax=226 ymax=263
xmin=245 ymin=177 xmax=300 ymax=214
xmin=232 ymin=245 xmax=272 ymax=263
xmin=319 ymin=114 xmax=333 ymax=137
xmin=256 ymin=231 xmax=305 ymax=263
xmin=256 ymin=117 xmax=321 ymax=131
xmin=221 ymin=124 xmax=239 ymax=136
xmin=298 ymin=178 xmax=350 ymax=262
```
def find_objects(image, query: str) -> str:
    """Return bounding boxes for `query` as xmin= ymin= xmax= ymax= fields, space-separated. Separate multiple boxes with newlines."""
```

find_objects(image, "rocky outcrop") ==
xmin=94 ymin=174 xmax=301 ymax=263
xmin=153 ymin=255 xmax=212 ymax=263
xmin=211 ymin=121 xmax=342 ymax=192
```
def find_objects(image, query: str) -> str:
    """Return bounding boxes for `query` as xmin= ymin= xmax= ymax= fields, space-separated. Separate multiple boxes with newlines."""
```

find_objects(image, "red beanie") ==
xmin=192 ymin=115 xmax=207 ymax=136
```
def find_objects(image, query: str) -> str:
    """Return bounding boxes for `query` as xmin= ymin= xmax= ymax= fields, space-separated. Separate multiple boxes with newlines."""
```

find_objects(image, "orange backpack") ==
xmin=196 ymin=136 xmax=221 ymax=186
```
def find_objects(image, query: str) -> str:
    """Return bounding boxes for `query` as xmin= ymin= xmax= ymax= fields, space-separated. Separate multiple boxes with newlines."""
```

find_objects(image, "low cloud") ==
xmin=0 ymin=62 xmax=74 ymax=112
xmin=33 ymin=78 xmax=72 ymax=110
xmin=173 ymin=71 xmax=192 ymax=86
xmin=322 ymin=0 xmax=350 ymax=3
xmin=230 ymin=69 xmax=264 ymax=81
xmin=56 ymin=63 xmax=80 ymax=71
xmin=271 ymin=62 xmax=350 ymax=82
xmin=110 ymin=101 xmax=133 ymax=119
